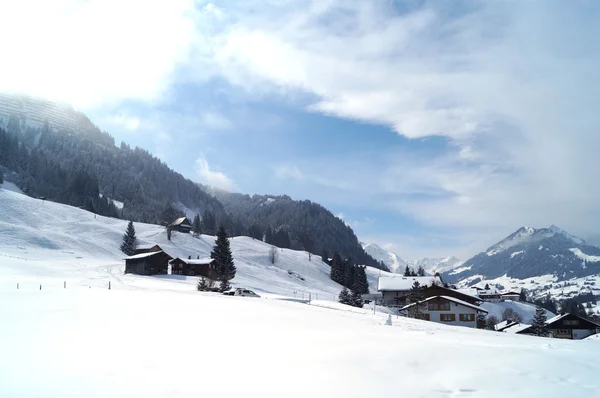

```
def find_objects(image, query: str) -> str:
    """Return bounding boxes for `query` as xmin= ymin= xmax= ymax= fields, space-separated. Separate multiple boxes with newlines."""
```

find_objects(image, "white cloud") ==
xmin=275 ymin=165 xmax=304 ymax=180
xmin=0 ymin=0 xmax=197 ymax=108
xmin=109 ymin=114 xmax=141 ymax=131
xmin=195 ymin=1 xmax=600 ymax=252
xmin=195 ymin=156 xmax=235 ymax=191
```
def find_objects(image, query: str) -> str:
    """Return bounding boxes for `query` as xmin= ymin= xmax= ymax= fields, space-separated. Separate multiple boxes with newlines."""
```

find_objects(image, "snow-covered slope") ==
xmin=2 ymin=277 xmax=600 ymax=397
xmin=361 ymin=242 xmax=406 ymax=272
xmin=481 ymin=300 xmax=555 ymax=323
xmin=409 ymin=256 xmax=463 ymax=274
xmin=0 ymin=187 xmax=391 ymax=298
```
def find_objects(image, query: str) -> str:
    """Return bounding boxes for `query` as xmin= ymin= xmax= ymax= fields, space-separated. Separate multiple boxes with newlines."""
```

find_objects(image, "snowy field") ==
xmin=2 ymin=186 xmax=600 ymax=397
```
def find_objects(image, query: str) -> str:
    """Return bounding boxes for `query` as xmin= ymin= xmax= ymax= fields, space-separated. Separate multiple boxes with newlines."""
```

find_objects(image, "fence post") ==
xmin=17 ymin=283 xmax=19 ymax=290
xmin=40 ymin=284 xmax=42 ymax=290
xmin=64 ymin=281 xmax=66 ymax=289
xmin=108 ymin=281 xmax=111 ymax=290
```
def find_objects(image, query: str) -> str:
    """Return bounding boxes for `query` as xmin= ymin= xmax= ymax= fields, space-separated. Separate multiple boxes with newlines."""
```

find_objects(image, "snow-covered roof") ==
xmin=378 ymin=276 xmax=441 ymax=291
xmin=136 ymin=244 xmax=160 ymax=251
xmin=399 ymin=295 xmax=488 ymax=313
xmin=501 ymin=292 xmax=521 ymax=296
xmin=502 ymin=323 xmax=531 ymax=334
xmin=170 ymin=257 xmax=214 ymax=265
xmin=170 ymin=217 xmax=191 ymax=226
xmin=124 ymin=251 xmax=166 ymax=260
xmin=478 ymin=287 xmax=502 ymax=296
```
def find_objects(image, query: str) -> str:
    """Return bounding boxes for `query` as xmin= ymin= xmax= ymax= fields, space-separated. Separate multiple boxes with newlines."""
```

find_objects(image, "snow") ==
xmin=124 ymin=250 xmax=167 ymax=260
xmin=569 ymin=248 xmax=600 ymax=263
xmin=0 ymin=180 xmax=23 ymax=194
xmin=172 ymin=257 xmax=214 ymax=265
xmin=449 ymin=265 xmax=472 ymax=275
xmin=2 ymin=188 xmax=600 ymax=397
xmin=481 ymin=301 xmax=554 ymax=323
xmin=510 ymin=250 xmax=524 ymax=258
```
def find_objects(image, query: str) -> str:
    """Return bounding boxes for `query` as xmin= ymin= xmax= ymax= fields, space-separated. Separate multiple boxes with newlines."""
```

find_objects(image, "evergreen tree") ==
xmin=330 ymin=252 xmax=344 ymax=284
xmin=403 ymin=265 xmax=411 ymax=276
xmin=0 ymin=168 xmax=3 ymax=185
xmin=211 ymin=226 xmax=236 ymax=291
xmin=519 ymin=289 xmax=528 ymax=302
xmin=354 ymin=266 xmax=370 ymax=294
xmin=350 ymin=289 xmax=364 ymax=308
xmin=408 ymin=281 xmax=426 ymax=318
xmin=120 ymin=221 xmax=137 ymax=256
xmin=192 ymin=213 xmax=201 ymax=237
xmin=530 ymin=307 xmax=549 ymax=337
xmin=342 ymin=258 xmax=355 ymax=289
xmin=338 ymin=287 xmax=351 ymax=305
xmin=417 ymin=265 xmax=425 ymax=276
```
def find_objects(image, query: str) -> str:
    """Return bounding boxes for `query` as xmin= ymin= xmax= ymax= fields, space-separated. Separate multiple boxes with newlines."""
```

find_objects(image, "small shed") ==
xmin=169 ymin=217 xmax=192 ymax=233
xmin=125 ymin=250 xmax=172 ymax=276
xmin=169 ymin=257 xmax=217 ymax=279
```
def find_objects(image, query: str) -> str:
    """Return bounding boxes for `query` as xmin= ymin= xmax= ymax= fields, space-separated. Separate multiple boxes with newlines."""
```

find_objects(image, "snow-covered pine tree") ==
xmin=407 ymin=281 xmax=426 ymax=317
xmin=403 ymin=265 xmax=411 ymax=276
xmin=417 ymin=265 xmax=425 ymax=276
xmin=120 ymin=221 xmax=137 ymax=256
xmin=211 ymin=226 xmax=236 ymax=291
xmin=531 ymin=307 xmax=549 ymax=337
xmin=338 ymin=287 xmax=351 ymax=305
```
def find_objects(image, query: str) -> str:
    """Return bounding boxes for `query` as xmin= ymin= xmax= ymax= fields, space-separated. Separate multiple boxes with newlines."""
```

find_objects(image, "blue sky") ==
xmin=2 ymin=0 xmax=600 ymax=259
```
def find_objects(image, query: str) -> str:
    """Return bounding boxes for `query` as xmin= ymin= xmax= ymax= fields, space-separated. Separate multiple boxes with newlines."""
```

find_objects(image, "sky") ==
xmin=1 ymin=0 xmax=599 ymax=260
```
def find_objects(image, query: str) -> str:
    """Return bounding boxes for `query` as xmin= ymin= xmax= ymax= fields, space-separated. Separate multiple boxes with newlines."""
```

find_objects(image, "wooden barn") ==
xmin=169 ymin=217 xmax=192 ymax=233
xmin=124 ymin=250 xmax=173 ymax=276
xmin=169 ymin=257 xmax=217 ymax=279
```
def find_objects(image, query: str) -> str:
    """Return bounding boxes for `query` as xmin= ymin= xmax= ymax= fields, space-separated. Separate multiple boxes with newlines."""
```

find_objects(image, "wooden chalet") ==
xmin=169 ymin=257 xmax=217 ymax=279
xmin=517 ymin=313 xmax=600 ymax=340
xmin=399 ymin=295 xmax=488 ymax=329
xmin=124 ymin=250 xmax=172 ymax=276
xmin=169 ymin=217 xmax=192 ymax=233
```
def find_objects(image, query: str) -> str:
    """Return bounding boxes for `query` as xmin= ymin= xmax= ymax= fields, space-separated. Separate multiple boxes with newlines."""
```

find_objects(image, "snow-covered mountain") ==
xmin=361 ymin=242 xmax=461 ymax=274
xmin=408 ymin=256 xmax=463 ymax=274
xmin=444 ymin=225 xmax=600 ymax=304
xmin=361 ymin=242 xmax=407 ymax=272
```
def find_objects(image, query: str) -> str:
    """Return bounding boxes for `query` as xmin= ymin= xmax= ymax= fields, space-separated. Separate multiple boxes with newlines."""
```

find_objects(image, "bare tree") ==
xmin=269 ymin=245 xmax=279 ymax=264
xmin=501 ymin=308 xmax=523 ymax=323
xmin=485 ymin=315 xmax=500 ymax=330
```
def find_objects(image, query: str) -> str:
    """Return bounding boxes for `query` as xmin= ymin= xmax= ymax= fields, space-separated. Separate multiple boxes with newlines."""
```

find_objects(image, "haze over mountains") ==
xmin=361 ymin=242 xmax=462 ymax=275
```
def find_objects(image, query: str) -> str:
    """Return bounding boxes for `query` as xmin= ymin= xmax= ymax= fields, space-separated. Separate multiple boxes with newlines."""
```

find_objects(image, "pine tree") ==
xmin=338 ymin=287 xmax=351 ymax=305
xmin=330 ymin=252 xmax=344 ymax=284
xmin=192 ymin=213 xmax=201 ymax=237
xmin=403 ymin=265 xmax=411 ymax=276
xmin=407 ymin=281 xmax=425 ymax=317
xmin=120 ymin=221 xmax=137 ymax=256
xmin=350 ymin=289 xmax=364 ymax=308
xmin=417 ymin=265 xmax=425 ymax=276
xmin=211 ymin=226 xmax=236 ymax=291
xmin=530 ymin=307 xmax=549 ymax=337
xmin=0 ymin=168 xmax=3 ymax=185
xmin=343 ymin=258 xmax=355 ymax=289
xmin=354 ymin=266 xmax=369 ymax=294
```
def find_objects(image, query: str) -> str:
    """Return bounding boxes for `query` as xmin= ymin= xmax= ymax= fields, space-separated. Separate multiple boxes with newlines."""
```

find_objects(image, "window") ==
xmin=564 ymin=320 xmax=579 ymax=326
xmin=440 ymin=314 xmax=456 ymax=322
xmin=428 ymin=301 xmax=451 ymax=311
xmin=459 ymin=314 xmax=475 ymax=322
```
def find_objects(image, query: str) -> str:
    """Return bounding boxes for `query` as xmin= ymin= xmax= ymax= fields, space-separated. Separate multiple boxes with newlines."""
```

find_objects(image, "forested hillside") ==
xmin=211 ymin=191 xmax=388 ymax=270
xmin=0 ymin=95 xmax=385 ymax=269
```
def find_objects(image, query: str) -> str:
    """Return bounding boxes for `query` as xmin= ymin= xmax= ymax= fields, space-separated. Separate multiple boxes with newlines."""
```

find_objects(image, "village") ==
xmin=123 ymin=217 xmax=600 ymax=342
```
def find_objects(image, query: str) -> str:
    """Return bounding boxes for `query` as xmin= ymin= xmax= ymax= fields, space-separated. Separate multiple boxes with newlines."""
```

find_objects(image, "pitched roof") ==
xmin=169 ymin=257 xmax=214 ymax=265
xmin=399 ymin=295 xmax=488 ymax=313
xmin=503 ymin=323 xmax=532 ymax=334
xmin=378 ymin=276 xmax=441 ymax=291
xmin=124 ymin=250 xmax=168 ymax=260
xmin=170 ymin=217 xmax=191 ymax=227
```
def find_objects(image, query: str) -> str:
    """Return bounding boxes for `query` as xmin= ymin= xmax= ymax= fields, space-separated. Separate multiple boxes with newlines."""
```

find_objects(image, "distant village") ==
xmin=121 ymin=216 xmax=600 ymax=341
